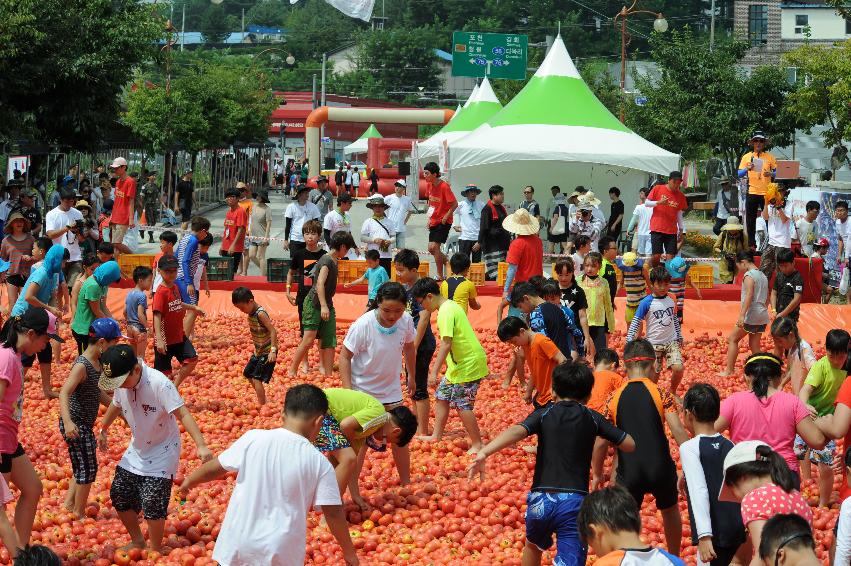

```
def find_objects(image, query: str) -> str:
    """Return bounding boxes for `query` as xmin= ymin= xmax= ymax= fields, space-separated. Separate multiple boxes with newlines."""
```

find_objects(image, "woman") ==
xmin=718 ymin=250 xmax=769 ymax=377
xmin=716 ymin=353 xmax=825 ymax=487
xmin=771 ymin=316 xmax=815 ymax=395
xmin=360 ymin=195 xmax=396 ymax=276
xmin=713 ymin=216 xmax=748 ymax=284
xmin=0 ymin=308 xmax=62 ymax=545
xmin=248 ymin=188 xmax=272 ymax=276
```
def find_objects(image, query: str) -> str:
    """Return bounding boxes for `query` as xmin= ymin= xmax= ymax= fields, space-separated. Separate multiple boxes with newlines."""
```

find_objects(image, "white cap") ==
xmin=719 ymin=440 xmax=770 ymax=502
xmin=110 ymin=157 xmax=128 ymax=169
xmin=394 ymin=179 xmax=406 ymax=188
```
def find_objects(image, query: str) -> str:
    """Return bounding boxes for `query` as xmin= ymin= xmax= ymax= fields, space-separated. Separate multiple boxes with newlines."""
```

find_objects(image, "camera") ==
xmin=70 ymin=219 xmax=85 ymax=234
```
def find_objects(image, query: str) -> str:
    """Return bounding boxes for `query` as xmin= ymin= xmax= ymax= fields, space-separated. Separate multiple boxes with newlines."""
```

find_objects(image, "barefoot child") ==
xmin=343 ymin=249 xmax=387 ymax=310
xmin=151 ymin=230 xmax=177 ymax=294
xmin=231 ymin=287 xmax=277 ymax=405
xmin=554 ymin=257 xmax=593 ymax=362
xmin=496 ymin=316 xmax=566 ymax=408
xmin=70 ymin=260 xmax=120 ymax=356
xmin=665 ymin=256 xmax=702 ymax=325
xmin=616 ymin=251 xmax=649 ymax=328
xmin=59 ymin=318 xmax=122 ymax=518
xmin=440 ymin=253 xmax=481 ymax=313
xmin=719 ymin=250 xmax=769 ymax=377
xmin=286 ymin=220 xmax=325 ymax=373
xmin=771 ymin=316 xmax=815 ymax=394
xmin=510 ymin=282 xmax=572 ymax=360
xmin=577 ymin=252 xmax=615 ymax=355
xmin=541 ymin=281 xmax=585 ymax=361
xmin=70 ymin=255 xmax=101 ymax=322
xmin=411 ymin=277 xmax=489 ymax=453
xmin=98 ymin=344 xmax=212 ymax=553
xmin=1 ymin=211 xmax=35 ymax=308
xmin=174 ymin=217 xmax=210 ymax=340
xmin=589 ymin=348 xmax=624 ymax=414
xmin=125 ymin=266 xmax=153 ymax=357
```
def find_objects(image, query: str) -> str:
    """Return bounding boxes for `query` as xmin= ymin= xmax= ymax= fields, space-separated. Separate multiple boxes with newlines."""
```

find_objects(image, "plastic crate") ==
xmin=117 ymin=254 xmax=155 ymax=277
xmin=266 ymin=259 xmax=290 ymax=283
xmin=391 ymin=261 xmax=429 ymax=282
xmin=206 ymin=256 xmax=235 ymax=281
xmin=688 ymin=263 xmax=715 ymax=289
xmin=468 ymin=263 xmax=485 ymax=286
xmin=337 ymin=260 xmax=366 ymax=285
xmin=497 ymin=262 xmax=509 ymax=287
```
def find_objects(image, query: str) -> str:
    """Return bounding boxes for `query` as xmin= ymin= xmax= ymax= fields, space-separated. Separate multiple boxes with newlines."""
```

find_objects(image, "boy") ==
xmin=665 ymin=256 xmax=702 ymax=324
xmin=511 ymin=281 xmax=572 ymax=359
xmin=178 ymin=384 xmax=359 ymax=566
xmin=796 ymin=328 xmax=850 ymax=507
xmin=626 ymin=266 xmax=684 ymax=392
xmin=795 ymin=200 xmax=820 ymax=256
xmin=96 ymin=241 xmax=114 ymax=265
xmin=98 ymin=344 xmax=212 ymax=553
xmin=589 ymin=349 xmax=624 ymax=414
xmin=616 ymin=251 xmax=649 ymax=327
xmin=771 ymin=248 xmax=803 ymax=321
xmin=834 ymin=450 xmax=851 ymax=565
xmin=175 ymin=216 xmax=210 ymax=339
xmin=411 ymin=277 xmax=489 ymax=452
xmin=760 ymin=186 xmax=793 ymax=278
xmin=759 ymin=514 xmax=821 ymax=566
xmin=598 ymin=235 xmax=618 ymax=310
xmin=812 ymin=238 xmax=837 ymax=303
xmin=151 ymin=230 xmax=177 ymax=294
xmin=469 ymin=362 xmax=634 ymax=566
xmin=152 ymin=255 xmax=205 ymax=387
xmin=598 ymin=339 xmax=689 ymax=556
xmin=286 ymin=219 xmax=325 ymax=372
xmin=679 ymin=383 xmax=746 ymax=566
xmin=126 ymin=266 xmax=153 ymax=357
xmin=541 ymin=281 xmax=585 ymax=360
xmin=578 ymin=486 xmax=686 ymax=565
xmin=220 ymin=188 xmax=248 ymax=275
xmin=440 ymin=253 xmax=481 ymax=314
xmin=571 ymin=235 xmax=592 ymax=276
xmin=394 ymin=249 xmax=436 ymax=436
xmin=289 ymin=231 xmax=354 ymax=377
xmin=497 ymin=316 xmax=567 ymax=408
xmin=343 ymin=249 xmax=388 ymax=310
xmin=836 ymin=200 xmax=850 ymax=271
xmin=228 ymin=288 xmax=277 ymax=402
xmin=70 ymin=260 xmax=120 ymax=355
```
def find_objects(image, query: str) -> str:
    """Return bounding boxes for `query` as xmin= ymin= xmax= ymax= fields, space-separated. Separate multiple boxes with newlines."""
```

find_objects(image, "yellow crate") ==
xmin=117 ymin=254 xmax=155 ymax=277
xmin=497 ymin=262 xmax=509 ymax=287
xmin=468 ymin=263 xmax=485 ymax=286
xmin=337 ymin=260 xmax=366 ymax=285
xmin=688 ymin=263 xmax=715 ymax=289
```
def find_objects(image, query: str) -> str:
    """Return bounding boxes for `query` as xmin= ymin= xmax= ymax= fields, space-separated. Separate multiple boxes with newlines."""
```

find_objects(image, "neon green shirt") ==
xmin=804 ymin=356 xmax=848 ymax=416
xmin=324 ymin=388 xmax=388 ymax=438
xmin=436 ymin=300 xmax=489 ymax=384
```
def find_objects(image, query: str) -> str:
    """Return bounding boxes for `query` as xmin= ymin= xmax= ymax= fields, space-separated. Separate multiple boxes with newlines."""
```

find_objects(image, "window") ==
xmin=795 ymin=14 xmax=808 ymax=34
xmin=748 ymin=4 xmax=769 ymax=46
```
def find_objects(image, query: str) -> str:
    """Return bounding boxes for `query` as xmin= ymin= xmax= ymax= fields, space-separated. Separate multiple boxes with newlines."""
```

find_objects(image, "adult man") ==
xmin=607 ymin=187 xmax=624 ymax=238
xmin=455 ymin=184 xmax=485 ymax=263
xmin=479 ymin=185 xmax=511 ymax=281
xmin=545 ymin=186 xmax=567 ymax=253
xmin=568 ymin=186 xmax=606 ymax=225
xmin=324 ymin=193 xmax=358 ymax=258
xmin=384 ymin=179 xmax=414 ymax=249
xmin=63 ymin=164 xmax=79 ymax=192
xmin=351 ymin=167 xmax=361 ymax=197
xmin=335 ymin=164 xmax=345 ymax=195
xmin=519 ymin=186 xmax=541 ymax=231
xmin=175 ymin=170 xmax=195 ymax=230
xmin=738 ymin=131 xmax=777 ymax=246
xmin=308 ymin=175 xmax=334 ymax=219
xmin=570 ymin=193 xmax=606 ymax=252
xmin=713 ymin=176 xmax=739 ymax=235
xmin=627 ymin=187 xmax=653 ymax=255
xmin=16 ymin=188 xmax=42 ymax=236
xmin=646 ymin=172 xmax=688 ymax=265
xmin=424 ymin=162 xmax=457 ymax=280
xmin=141 ymin=170 xmax=162 ymax=243
xmin=760 ymin=186 xmax=792 ymax=277
xmin=284 ymin=184 xmax=321 ymax=254
xmin=273 ymin=158 xmax=284 ymax=188
xmin=45 ymin=188 xmax=85 ymax=288
xmin=110 ymin=156 xmax=136 ymax=255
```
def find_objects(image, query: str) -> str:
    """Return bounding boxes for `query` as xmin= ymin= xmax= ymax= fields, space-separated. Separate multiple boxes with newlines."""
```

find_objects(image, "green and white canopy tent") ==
xmin=343 ymin=123 xmax=383 ymax=156
xmin=417 ymin=77 xmax=502 ymax=162
xmin=449 ymin=36 xmax=679 ymax=216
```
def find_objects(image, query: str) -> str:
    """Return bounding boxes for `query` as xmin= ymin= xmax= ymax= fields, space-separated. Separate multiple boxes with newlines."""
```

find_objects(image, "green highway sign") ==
xmin=451 ymin=31 xmax=528 ymax=81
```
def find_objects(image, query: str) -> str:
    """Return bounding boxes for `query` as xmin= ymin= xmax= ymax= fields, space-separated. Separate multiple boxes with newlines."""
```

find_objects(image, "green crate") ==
xmin=267 ymin=259 xmax=291 ymax=283
xmin=206 ymin=256 xmax=235 ymax=281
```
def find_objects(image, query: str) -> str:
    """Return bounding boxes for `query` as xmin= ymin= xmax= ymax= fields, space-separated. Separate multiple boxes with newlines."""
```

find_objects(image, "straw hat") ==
xmin=721 ymin=216 xmax=744 ymax=231
xmin=503 ymin=208 xmax=540 ymax=235
xmin=577 ymin=191 xmax=601 ymax=208
xmin=3 ymin=211 xmax=31 ymax=234
xmin=75 ymin=200 xmax=92 ymax=212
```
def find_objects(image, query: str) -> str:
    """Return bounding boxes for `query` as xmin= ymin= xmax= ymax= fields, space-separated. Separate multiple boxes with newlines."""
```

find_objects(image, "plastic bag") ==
xmin=840 ymin=265 xmax=849 ymax=295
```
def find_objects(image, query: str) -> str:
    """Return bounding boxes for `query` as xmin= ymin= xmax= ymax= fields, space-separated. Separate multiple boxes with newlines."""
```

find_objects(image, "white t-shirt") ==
xmin=45 ymin=206 xmax=84 ymax=262
xmin=755 ymin=216 xmax=768 ymax=250
xmin=343 ymin=310 xmax=415 ymax=404
xmin=284 ymin=202 xmax=321 ymax=243
xmin=212 ymin=429 xmax=340 ymax=566
xmin=837 ymin=218 xmax=851 ymax=259
xmin=344 ymin=170 xmax=353 ymax=185
xmin=323 ymin=209 xmax=357 ymax=259
xmin=112 ymin=363 xmax=184 ymax=478
xmin=632 ymin=204 xmax=652 ymax=235
xmin=384 ymin=194 xmax=414 ymax=234
xmin=795 ymin=218 xmax=816 ymax=256
xmin=766 ymin=203 xmax=792 ymax=247
xmin=836 ymin=496 xmax=851 ymax=566
xmin=455 ymin=199 xmax=485 ymax=241
xmin=361 ymin=216 xmax=396 ymax=259
xmin=352 ymin=172 xmax=361 ymax=187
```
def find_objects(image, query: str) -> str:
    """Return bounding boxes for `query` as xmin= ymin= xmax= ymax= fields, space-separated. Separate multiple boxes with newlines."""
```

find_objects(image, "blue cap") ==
xmin=89 ymin=318 xmax=127 ymax=340
xmin=665 ymin=256 xmax=688 ymax=279
xmin=0 ymin=259 xmax=9 ymax=274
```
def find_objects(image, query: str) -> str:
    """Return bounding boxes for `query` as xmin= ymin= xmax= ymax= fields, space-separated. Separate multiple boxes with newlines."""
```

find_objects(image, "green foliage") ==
xmin=246 ymin=0 xmax=288 ymax=28
xmin=285 ymin=0 xmax=366 ymax=62
xmin=825 ymin=0 xmax=851 ymax=21
xmin=200 ymin=4 xmax=233 ymax=44
xmin=347 ymin=28 xmax=442 ymax=98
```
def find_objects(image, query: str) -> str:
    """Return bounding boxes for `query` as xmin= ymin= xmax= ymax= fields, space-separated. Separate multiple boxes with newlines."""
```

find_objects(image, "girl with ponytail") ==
xmin=770 ymin=316 xmax=815 ymax=394
xmin=716 ymin=353 xmax=825 ymax=486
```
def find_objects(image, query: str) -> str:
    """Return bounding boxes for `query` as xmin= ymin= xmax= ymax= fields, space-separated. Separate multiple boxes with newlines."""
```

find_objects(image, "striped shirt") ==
xmin=0 ymin=234 xmax=35 ymax=277
xmin=176 ymin=233 xmax=200 ymax=286
xmin=617 ymin=259 xmax=646 ymax=308
xmin=626 ymin=294 xmax=682 ymax=345
xmin=247 ymin=306 xmax=272 ymax=355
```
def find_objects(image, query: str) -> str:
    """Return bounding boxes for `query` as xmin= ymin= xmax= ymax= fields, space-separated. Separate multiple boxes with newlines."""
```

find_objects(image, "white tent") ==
xmin=343 ymin=123 xmax=382 ymax=156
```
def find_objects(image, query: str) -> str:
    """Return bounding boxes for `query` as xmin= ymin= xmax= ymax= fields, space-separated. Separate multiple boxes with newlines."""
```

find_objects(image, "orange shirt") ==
xmin=588 ymin=369 xmax=625 ymax=413
xmin=522 ymin=333 xmax=561 ymax=406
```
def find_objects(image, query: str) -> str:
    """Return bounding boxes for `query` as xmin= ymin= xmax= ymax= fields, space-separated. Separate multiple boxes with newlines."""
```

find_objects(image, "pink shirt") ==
xmin=0 ymin=347 xmax=24 ymax=453
xmin=720 ymin=390 xmax=810 ymax=472
xmin=741 ymin=484 xmax=812 ymax=526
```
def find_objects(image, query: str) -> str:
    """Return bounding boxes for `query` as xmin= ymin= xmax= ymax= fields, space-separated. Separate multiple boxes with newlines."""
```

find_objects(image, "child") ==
xmin=151 ymin=230 xmax=177 ymax=294
xmin=577 ymin=486 xmax=685 ymax=565
xmin=771 ymin=248 xmax=803 ymax=321
xmin=679 ymin=383 xmax=746 ymax=566
xmin=174 ymin=216 xmax=210 ymax=340
xmin=96 ymin=241 xmax=114 ymax=265
xmin=719 ymin=250 xmax=769 ymax=377
xmin=759 ymin=514 xmax=821 ymax=566
xmin=577 ymin=252 xmax=615 ymax=355
xmin=70 ymin=260 xmax=120 ymax=355
xmin=440 ymin=253 xmax=481 ymax=313
xmin=1 ymin=211 xmax=35 ymax=308
xmin=626 ymin=266 xmax=685 ymax=392
xmin=412 ymin=277 xmax=488 ymax=452
xmin=616 ymin=251 xmax=649 ymax=327
xmin=600 ymin=339 xmax=689 ymax=556
xmin=69 ymin=254 xmax=101 ymax=321
xmin=834 ymin=450 xmax=851 ymax=565
xmin=152 ymin=255 xmax=205 ymax=387
xmin=220 ymin=187 xmax=248 ymax=276
xmin=343 ymin=249 xmax=388 ymax=310
xmin=230 ymin=287 xmax=278 ymax=405
xmin=289 ymin=231 xmax=354 ymax=377
xmin=796 ymin=328 xmax=850 ymax=507
xmin=571 ymin=235 xmax=591 ymax=277
xmin=497 ymin=316 xmax=567 ymax=408
xmin=589 ymin=348 xmax=624 ymax=414
xmin=97 ymin=344 xmax=212 ymax=552
xmin=177 ymin=384 xmax=358 ymax=566
xmin=469 ymin=363 xmax=634 ymax=566
xmin=554 ymin=257 xmax=593 ymax=361
xmin=510 ymin=281 xmax=572 ymax=359
xmin=394 ymin=249 xmax=436 ymax=436
xmin=771 ymin=316 xmax=816 ymax=395
xmin=811 ymin=237 xmax=837 ymax=303
xmin=598 ymin=235 xmax=618 ymax=310
xmin=125 ymin=266 xmax=153 ymax=357
xmin=713 ymin=216 xmax=748 ymax=284
xmin=59 ymin=318 xmax=121 ymax=518
xmin=286 ymin=219 xmax=325 ymax=372
xmin=665 ymin=256 xmax=703 ymax=324
xmin=541 ymin=281 xmax=585 ymax=360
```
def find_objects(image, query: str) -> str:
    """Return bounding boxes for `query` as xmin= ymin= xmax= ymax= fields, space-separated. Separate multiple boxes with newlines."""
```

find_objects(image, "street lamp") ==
xmin=613 ymin=0 xmax=667 ymax=122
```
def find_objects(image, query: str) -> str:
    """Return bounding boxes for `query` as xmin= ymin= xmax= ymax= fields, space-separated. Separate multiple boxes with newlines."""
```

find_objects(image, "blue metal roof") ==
xmin=434 ymin=48 xmax=452 ymax=62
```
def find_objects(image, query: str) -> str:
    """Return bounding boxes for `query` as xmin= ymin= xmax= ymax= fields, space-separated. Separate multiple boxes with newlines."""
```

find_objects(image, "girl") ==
xmin=719 ymin=250 xmax=769 ymax=377
xmin=554 ymin=257 xmax=593 ymax=361
xmin=716 ymin=353 xmax=825 ymax=487
xmin=70 ymin=260 xmax=120 ymax=356
xmin=771 ymin=316 xmax=815 ymax=395
xmin=577 ymin=252 xmax=615 ymax=356
xmin=59 ymin=318 xmax=119 ymax=518
xmin=0 ymin=308 xmax=60 ymax=545
xmin=713 ymin=216 xmax=748 ymax=284
xmin=247 ymin=188 xmax=271 ymax=276
xmin=69 ymin=255 xmax=101 ymax=322
xmin=1 ymin=212 xmax=34 ymax=309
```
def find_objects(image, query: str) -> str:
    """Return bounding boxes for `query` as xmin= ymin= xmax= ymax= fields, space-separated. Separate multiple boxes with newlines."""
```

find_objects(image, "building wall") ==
xmin=735 ymin=0 xmax=785 ymax=65
xmin=781 ymin=7 xmax=851 ymax=39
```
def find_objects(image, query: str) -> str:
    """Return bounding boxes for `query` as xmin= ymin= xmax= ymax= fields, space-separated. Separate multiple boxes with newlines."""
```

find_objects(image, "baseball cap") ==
xmin=14 ymin=309 xmax=64 ymax=342
xmin=719 ymin=440 xmax=770 ymax=502
xmin=815 ymin=238 xmax=830 ymax=248
xmin=89 ymin=318 xmax=128 ymax=340
xmin=158 ymin=255 xmax=179 ymax=270
xmin=665 ymin=256 xmax=688 ymax=278
xmin=394 ymin=179 xmax=407 ymax=188
xmin=98 ymin=344 xmax=138 ymax=391
xmin=110 ymin=157 xmax=128 ymax=169
xmin=621 ymin=251 xmax=638 ymax=267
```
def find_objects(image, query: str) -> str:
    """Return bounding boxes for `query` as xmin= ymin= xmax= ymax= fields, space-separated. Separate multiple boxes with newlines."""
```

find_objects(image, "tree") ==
xmin=200 ymin=4 xmax=232 ymax=44
xmin=825 ymin=0 xmax=851 ymax=21
xmin=246 ymin=0 xmax=288 ymax=28
xmin=285 ymin=0 xmax=366 ymax=62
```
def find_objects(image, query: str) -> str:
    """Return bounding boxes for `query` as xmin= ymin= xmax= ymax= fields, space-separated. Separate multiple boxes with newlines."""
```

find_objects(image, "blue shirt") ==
xmin=125 ymin=289 xmax=148 ymax=328
xmin=365 ymin=266 xmax=389 ymax=300
xmin=12 ymin=269 xmax=51 ymax=316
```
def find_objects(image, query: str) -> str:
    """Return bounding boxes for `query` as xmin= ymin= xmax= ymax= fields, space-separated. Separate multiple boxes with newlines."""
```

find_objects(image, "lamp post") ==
xmin=613 ymin=0 xmax=667 ymax=123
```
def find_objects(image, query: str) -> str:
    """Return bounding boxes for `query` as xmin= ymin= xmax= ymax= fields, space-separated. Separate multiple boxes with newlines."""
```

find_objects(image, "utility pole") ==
xmin=320 ymin=52 xmax=327 ymax=159
xmin=242 ymin=8 xmax=245 ymax=42
xmin=180 ymin=3 xmax=185 ymax=51
xmin=709 ymin=0 xmax=717 ymax=51
xmin=312 ymin=74 xmax=317 ymax=109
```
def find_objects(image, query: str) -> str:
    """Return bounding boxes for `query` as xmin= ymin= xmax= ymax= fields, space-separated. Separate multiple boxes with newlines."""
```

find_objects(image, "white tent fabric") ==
xmin=343 ymin=124 xmax=382 ymax=156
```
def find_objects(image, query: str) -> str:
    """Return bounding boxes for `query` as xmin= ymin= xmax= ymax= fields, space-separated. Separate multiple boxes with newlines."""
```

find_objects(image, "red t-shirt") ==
xmin=222 ymin=206 xmax=248 ymax=253
xmin=506 ymin=235 xmax=543 ymax=285
xmin=647 ymin=183 xmax=687 ymax=235
xmin=111 ymin=176 xmax=137 ymax=226
xmin=152 ymin=283 xmax=185 ymax=346
xmin=428 ymin=180 xmax=456 ymax=228
xmin=837 ymin=378 xmax=851 ymax=501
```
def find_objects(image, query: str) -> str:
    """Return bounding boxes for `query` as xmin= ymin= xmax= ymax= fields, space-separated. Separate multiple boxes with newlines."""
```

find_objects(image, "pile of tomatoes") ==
xmin=10 ymin=314 xmax=840 ymax=565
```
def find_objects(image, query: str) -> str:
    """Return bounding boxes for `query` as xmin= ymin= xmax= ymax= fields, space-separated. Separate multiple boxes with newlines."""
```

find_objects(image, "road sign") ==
xmin=634 ymin=96 xmax=648 ymax=106
xmin=451 ymin=31 xmax=528 ymax=81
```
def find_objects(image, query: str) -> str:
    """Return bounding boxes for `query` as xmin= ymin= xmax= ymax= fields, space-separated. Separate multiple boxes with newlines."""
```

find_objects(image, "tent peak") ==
xmin=471 ymin=77 xmax=500 ymax=105
xmin=535 ymin=35 xmax=580 ymax=79
xmin=463 ymin=84 xmax=480 ymax=108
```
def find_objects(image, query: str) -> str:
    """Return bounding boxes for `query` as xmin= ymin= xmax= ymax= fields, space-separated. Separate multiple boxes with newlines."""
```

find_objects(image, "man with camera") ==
xmin=45 ymin=187 xmax=87 ymax=289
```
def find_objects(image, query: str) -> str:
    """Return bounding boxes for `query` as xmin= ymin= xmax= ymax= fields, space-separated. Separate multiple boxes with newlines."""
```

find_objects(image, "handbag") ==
xmin=551 ymin=205 xmax=566 ymax=235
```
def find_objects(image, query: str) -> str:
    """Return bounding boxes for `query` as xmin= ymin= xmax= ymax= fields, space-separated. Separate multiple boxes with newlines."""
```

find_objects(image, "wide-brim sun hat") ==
xmin=461 ymin=184 xmax=481 ymax=195
xmin=365 ymin=195 xmax=387 ymax=209
xmin=719 ymin=440 xmax=770 ymax=502
xmin=3 ymin=211 xmax=31 ymax=234
xmin=577 ymin=192 xmax=601 ymax=208
xmin=503 ymin=208 xmax=540 ymax=236
xmin=721 ymin=216 xmax=744 ymax=231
